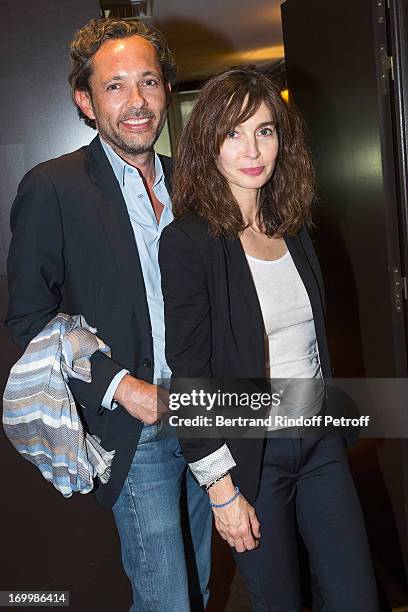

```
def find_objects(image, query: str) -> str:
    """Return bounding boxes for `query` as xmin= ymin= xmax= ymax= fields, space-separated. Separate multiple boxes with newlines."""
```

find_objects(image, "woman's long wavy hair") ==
xmin=172 ymin=67 xmax=315 ymax=237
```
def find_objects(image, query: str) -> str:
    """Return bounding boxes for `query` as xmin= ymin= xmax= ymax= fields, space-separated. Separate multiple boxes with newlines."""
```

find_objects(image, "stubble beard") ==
xmin=98 ymin=110 xmax=167 ymax=158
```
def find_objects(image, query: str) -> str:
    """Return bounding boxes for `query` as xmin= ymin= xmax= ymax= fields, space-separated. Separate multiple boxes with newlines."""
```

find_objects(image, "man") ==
xmin=6 ymin=18 xmax=212 ymax=612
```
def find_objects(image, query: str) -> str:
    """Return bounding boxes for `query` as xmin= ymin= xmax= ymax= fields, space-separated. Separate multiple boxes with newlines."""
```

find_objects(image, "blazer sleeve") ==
xmin=159 ymin=222 xmax=227 ymax=463
xmin=6 ymin=168 xmax=124 ymax=415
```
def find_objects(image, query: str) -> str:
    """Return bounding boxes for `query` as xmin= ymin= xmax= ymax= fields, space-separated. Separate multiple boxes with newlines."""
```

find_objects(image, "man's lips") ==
xmin=120 ymin=117 xmax=154 ymax=131
xmin=239 ymin=166 xmax=265 ymax=176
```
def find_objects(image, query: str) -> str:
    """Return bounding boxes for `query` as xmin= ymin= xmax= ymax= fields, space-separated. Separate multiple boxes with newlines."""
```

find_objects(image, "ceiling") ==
xmin=102 ymin=0 xmax=285 ymax=82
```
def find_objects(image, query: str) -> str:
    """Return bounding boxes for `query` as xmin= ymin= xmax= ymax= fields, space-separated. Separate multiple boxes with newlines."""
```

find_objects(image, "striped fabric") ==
xmin=2 ymin=313 xmax=115 ymax=497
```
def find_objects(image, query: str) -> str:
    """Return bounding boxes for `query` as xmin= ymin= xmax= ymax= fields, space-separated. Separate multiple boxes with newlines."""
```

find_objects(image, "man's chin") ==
xmin=125 ymin=143 xmax=154 ymax=155
xmin=116 ymin=132 xmax=158 ymax=156
xmin=98 ymin=123 xmax=162 ymax=157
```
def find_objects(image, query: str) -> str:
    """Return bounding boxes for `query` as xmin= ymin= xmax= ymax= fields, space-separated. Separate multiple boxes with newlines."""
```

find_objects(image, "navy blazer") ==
xmin=6 ymin=135 xmax=174 ymax=507
xmin=159 ymin=212 xmax=338 ymax=504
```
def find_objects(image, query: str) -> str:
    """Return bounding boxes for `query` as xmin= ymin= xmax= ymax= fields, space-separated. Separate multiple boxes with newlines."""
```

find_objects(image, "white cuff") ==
xmin=101 ymin=369 xmax=129 ymax=411
xmin=188 ymin=443 xmax=236 ymax=486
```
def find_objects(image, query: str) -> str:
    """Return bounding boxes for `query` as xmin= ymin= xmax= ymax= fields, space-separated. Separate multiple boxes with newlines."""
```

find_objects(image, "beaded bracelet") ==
xmin=205 ymin=470 xmax=230 ymax=492
xmin=209 ymin=486 xmax=240 ymax=508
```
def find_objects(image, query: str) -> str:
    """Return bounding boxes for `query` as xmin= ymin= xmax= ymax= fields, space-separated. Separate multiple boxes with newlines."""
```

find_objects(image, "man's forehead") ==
xmin=93 ymin=35 xmax=160 ymax=69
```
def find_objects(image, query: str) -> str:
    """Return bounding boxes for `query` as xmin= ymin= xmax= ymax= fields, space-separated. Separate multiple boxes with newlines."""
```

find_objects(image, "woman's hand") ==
xmin=208 ymin=474 xmax=261 ymax=553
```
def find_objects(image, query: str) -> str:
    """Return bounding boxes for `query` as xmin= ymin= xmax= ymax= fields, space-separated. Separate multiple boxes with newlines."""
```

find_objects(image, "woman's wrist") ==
xmin=205 ymin=470 xmax=230 ymax=491
xmin=209 ymin=486 xmax=240 ymax=508
xmin=207 ymin=473 xmax=235 ymax=503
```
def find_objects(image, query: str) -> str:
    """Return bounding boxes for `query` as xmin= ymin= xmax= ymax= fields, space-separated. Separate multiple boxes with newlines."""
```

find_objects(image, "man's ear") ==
xmin=74 ymin=89 xmax=95 ymax=120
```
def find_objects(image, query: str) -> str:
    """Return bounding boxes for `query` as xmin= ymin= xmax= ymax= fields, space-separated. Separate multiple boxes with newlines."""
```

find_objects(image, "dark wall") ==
xmin=281 ymin=0 xmax=408 ymax=596
xmin=0 ymin=0 xmax=101 ymax=275
xmin=0 ymin=3 xmax=134 ymax=610
xmin=281 ymin=0 xmax=407 ymax=378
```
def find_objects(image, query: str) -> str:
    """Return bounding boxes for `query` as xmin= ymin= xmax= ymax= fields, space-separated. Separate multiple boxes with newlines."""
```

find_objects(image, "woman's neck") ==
xmin=232 ymin=185 xmax=260 ymax=227
xmin=237 ymin=193 xmax=259 ymax=227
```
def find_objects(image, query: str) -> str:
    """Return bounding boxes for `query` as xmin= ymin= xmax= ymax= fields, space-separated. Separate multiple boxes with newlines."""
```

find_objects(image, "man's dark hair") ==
xmin=68 ymin=17 xmax=177 ymax=129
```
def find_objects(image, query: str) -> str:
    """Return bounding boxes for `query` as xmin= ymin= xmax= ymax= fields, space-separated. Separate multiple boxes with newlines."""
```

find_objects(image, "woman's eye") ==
xmin=258 ymin=127 xmax=275 ymax=136
xmin=226 ymin=130 xmax=238 ymax=139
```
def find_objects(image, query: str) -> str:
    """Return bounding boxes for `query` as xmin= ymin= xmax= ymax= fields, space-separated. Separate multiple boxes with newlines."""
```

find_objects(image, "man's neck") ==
xmin=102 ymin=138 xmax=156 ymax=186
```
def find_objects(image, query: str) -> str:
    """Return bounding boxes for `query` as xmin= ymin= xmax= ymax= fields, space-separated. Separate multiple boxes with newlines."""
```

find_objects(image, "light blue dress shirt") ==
xmin=100 ymin=138 xmax=173 ymax=409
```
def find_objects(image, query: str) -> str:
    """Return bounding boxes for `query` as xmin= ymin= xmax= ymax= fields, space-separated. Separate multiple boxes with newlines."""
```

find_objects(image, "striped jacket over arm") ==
xmin=3 ymin=313 xmax=115 ymax=497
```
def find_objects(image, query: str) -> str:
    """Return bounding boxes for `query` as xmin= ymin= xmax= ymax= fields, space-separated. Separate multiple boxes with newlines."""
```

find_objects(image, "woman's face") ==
xmin=217 ymin=101 xmax=279 ymax=201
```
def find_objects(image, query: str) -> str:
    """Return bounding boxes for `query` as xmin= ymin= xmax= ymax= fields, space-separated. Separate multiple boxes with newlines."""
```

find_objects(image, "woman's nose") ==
xmin=244 ymin=138 xmax=261 ymax=159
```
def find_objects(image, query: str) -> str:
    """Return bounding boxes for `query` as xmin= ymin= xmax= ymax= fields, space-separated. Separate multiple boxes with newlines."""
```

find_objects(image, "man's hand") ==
xmin=208 ymin=474 xmax=261 ymax=553
xmin=113 ymin=374 xmax=168 ymax=424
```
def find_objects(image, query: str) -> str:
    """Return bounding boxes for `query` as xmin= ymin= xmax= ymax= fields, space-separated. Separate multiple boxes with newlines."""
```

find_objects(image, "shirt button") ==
xmin=143 ymin=358 xmax=152 ymax=368
xmin=127 ymin=167 xmax=134 ymax=173
xmin=173 ymin=448 xmax=183 ymax=458
xmin=137 ymin=194 xmax=144 ymax=199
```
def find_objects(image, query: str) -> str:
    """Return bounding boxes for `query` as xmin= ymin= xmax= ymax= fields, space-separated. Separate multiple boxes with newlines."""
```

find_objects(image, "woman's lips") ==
xmin=239 ymin=166 xmax=264 ymax=176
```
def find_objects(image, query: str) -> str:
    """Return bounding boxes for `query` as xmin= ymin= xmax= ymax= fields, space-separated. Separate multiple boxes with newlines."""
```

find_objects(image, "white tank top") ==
xmin=246 ymin=249 xmax=324 ymax=426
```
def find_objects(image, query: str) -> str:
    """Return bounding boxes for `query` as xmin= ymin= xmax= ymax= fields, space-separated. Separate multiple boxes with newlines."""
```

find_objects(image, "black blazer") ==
xmin=159 ymin=212 xmax=335 ymax=504
xmin=6 ymin=135 xmax=174 ymax=508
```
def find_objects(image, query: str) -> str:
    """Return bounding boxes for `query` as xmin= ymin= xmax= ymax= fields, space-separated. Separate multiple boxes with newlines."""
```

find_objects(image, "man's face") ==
xmin=75 ymin=35 xmax=169 ymax=157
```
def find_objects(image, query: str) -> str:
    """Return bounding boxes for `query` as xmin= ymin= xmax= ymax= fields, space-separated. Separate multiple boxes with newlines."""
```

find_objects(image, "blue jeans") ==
xmin=112 ymin=423 xmax=212 ymax=612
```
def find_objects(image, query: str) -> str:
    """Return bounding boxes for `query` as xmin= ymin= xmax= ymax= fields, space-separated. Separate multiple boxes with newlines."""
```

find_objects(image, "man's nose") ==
xmin=129 ymin=85 xmax=147 ymax=109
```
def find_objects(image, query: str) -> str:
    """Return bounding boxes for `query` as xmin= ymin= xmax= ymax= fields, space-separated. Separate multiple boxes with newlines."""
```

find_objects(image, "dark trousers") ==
xmin=232 ymin=435 xmax=379 ymax=612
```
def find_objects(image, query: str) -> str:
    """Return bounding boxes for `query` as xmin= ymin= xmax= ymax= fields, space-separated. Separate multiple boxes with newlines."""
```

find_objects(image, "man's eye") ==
xmin=143 ymin=79 xmax=158 ymax=87
xmin=107 ymin=83 xmax=120 ymax=91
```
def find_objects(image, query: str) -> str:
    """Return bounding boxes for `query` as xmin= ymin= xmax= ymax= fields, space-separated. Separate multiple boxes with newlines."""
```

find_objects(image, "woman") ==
xmin=159 ymin=68 xmax=378 ymax=611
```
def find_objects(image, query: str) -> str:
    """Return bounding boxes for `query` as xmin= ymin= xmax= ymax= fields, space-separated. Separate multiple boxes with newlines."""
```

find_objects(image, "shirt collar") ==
xmin=99 ymin=136 xmax=165 ymax=190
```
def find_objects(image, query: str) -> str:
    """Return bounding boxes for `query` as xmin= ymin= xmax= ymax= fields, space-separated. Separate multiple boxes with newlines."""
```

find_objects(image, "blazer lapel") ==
xmin=86 ymin=137 xmax=151 ymax=331
xmin=222 ymin=235 xmax=266 ymax=341
xmin=285 ymin=233 xmax=332 ymax=376
xmin=285 ymin=234 xmax=318 ymax=305
xmin=158 ymin=154 xmax=174 ymax=197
